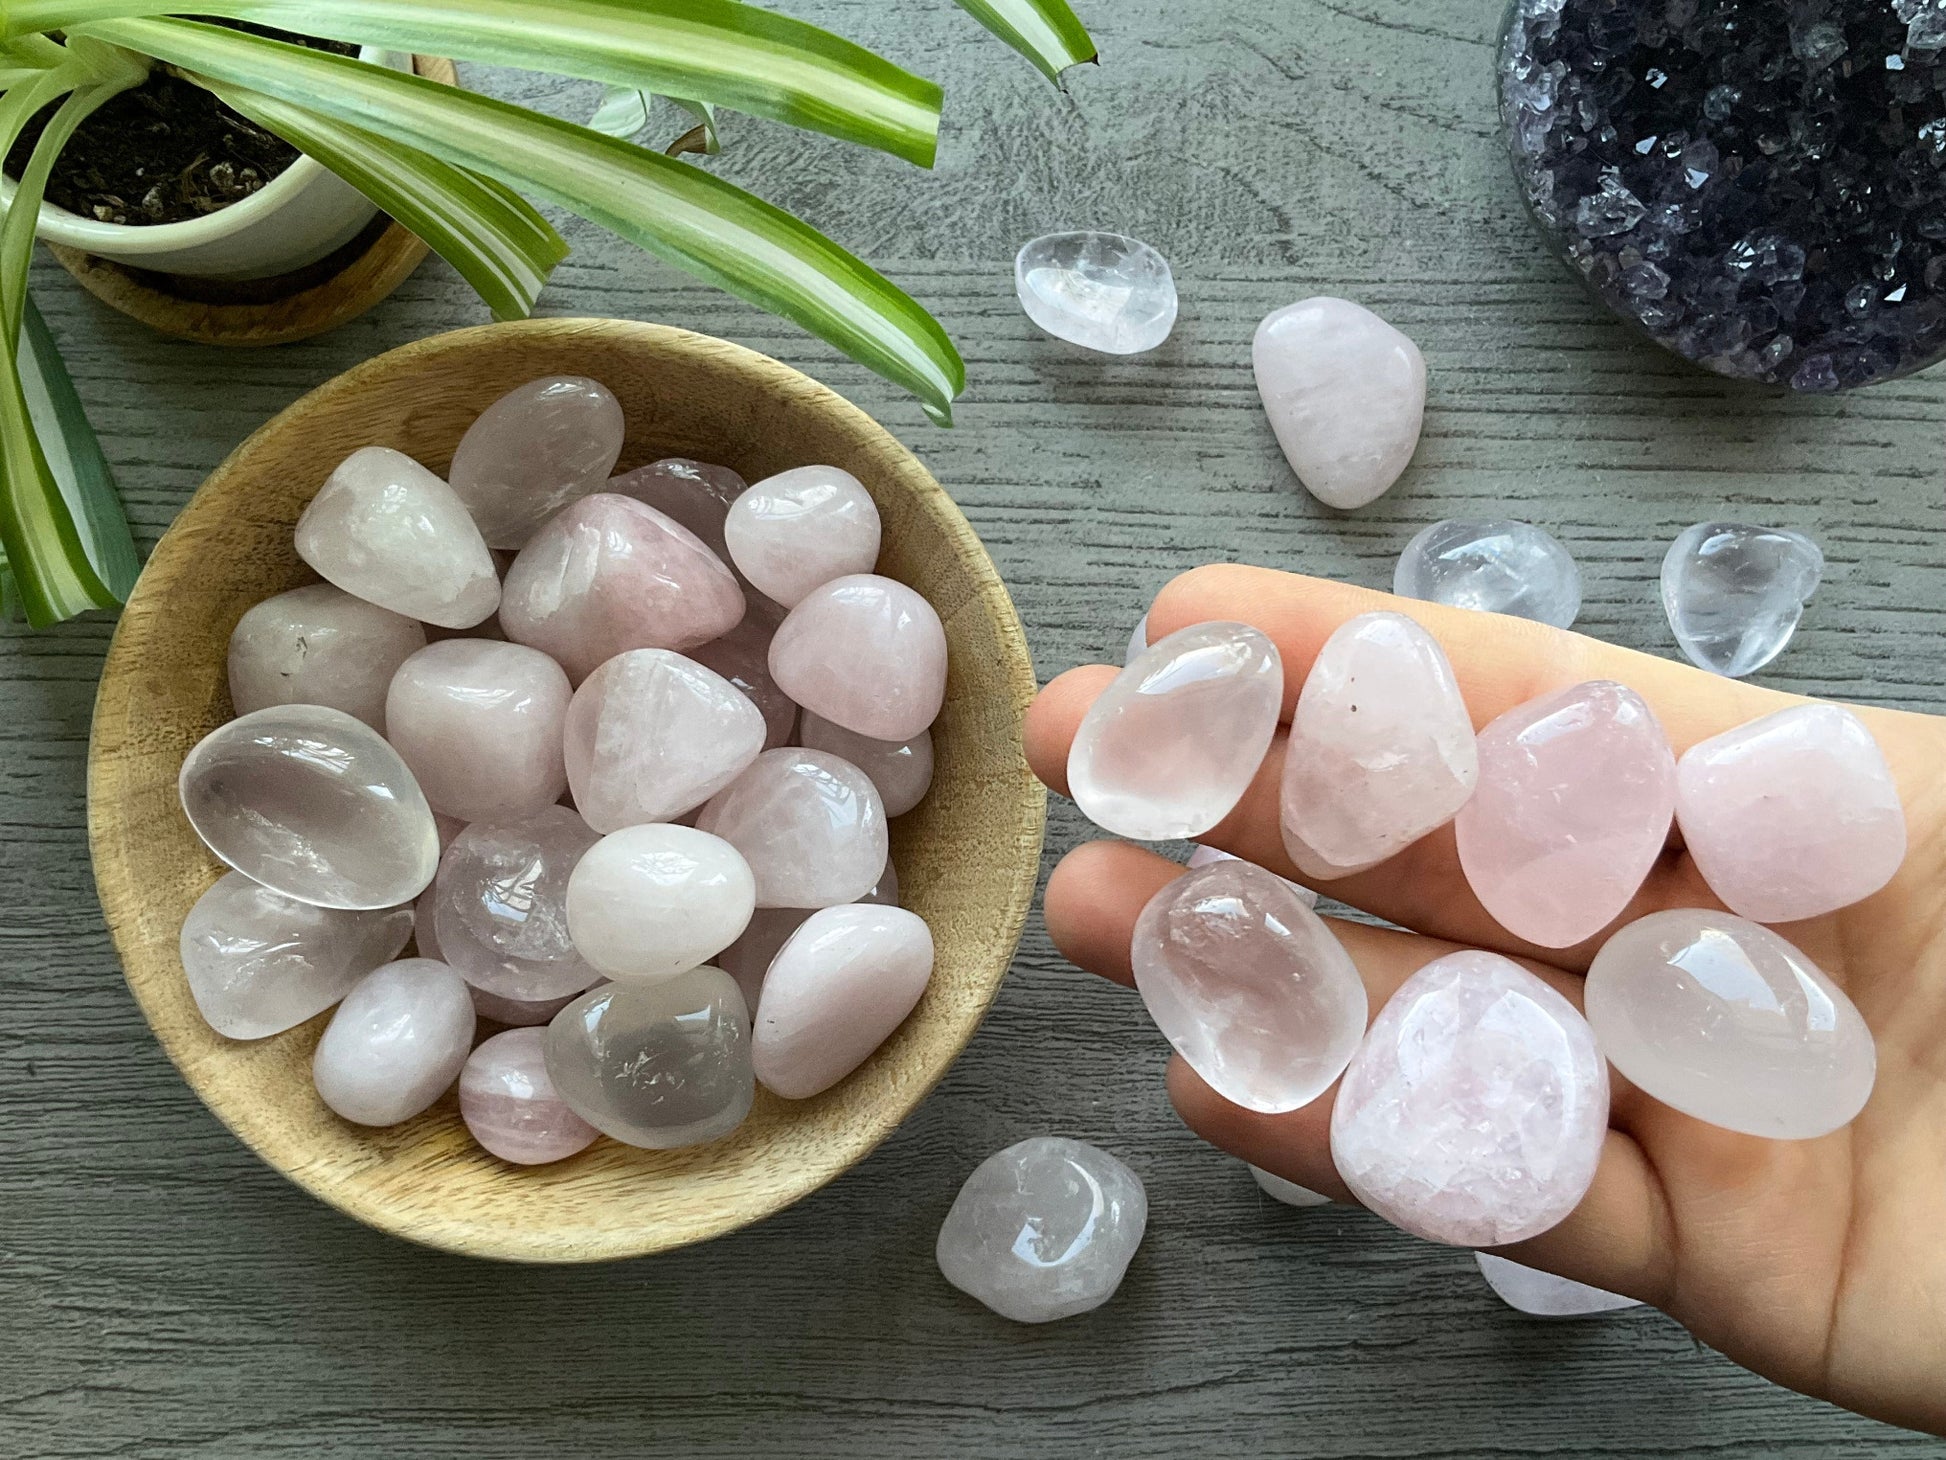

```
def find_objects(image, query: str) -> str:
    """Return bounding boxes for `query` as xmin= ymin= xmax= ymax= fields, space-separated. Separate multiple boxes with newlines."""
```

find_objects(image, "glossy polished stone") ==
xmin=1068 ymin=621 xmax=1283 ymax=841
xmin=384 ymin=640 xmax=570 ymax=824
xmin=1279 ymin=612 xmax=1478 ymax=878
xmin=432 ymin=808 xmax=601 ymax=1002
xmin=1185 ymin=844 xmax=1317 ymax=907
xmin=719 ymin=906 xmax=810 ymax=1012
xmin=1455 ymin=681 xmax=1676 ymax=948
xmin=448 ymin=376 xmax=625 ymax=548
xmin=180 ymin=704 xmax=440 ymax=911
xmin=936 ymin=1137 xmax=1148 ymax=1323
xmin=608 ymin=457 xmax=748 ymax=568
xmin=797 ymin=712 xmax=933 ymax=817
xmin=1125 ymin=613 xmax=1149 ymax=665
xmin=460 ymin=1027 xmax=600 ymax=1164
xmin=1676 ymin=703 xmax=1906 ymax=923
xmin=691 ymin=598 xmax=799 ymax=751
xmin=1330 ymin=951 xmax=1609 ymax=1247
xmin=1249 ymin=1165 xmax=1332 ymax=1208
xmin=470 ymin=983 xmax=584 ymax=1028
xmin=180 ymin=872 xmax=412 ymax=1039
xmin=1394 ymin=519 xmax=1583 ymax=629
xmin=227 ymin=583 xmax=426 ymax=732
xmin=312 ymin=958 xmax=475 ymax=1126
xmin=293 ymin=447 xmax=499 ymax=629
xmin=1253 ymin=298 xmax=1426 ymax=509
xmin=1586 ymin=910 xmax=1876 ymax=1139
xmin=1131 ymin=860 xmax=1366 ymax=1114
xmin=1014 ymin=231 xmax=1178 ymax=354
xmin=1661 ymin=522 xmax=1824 ymax=678
xmin=565 ymin=824 xmax=755 ymax=982
xmin=1476 ymin=1253 xmax=1640 ymax=1317
xmin=724 ymin=466 xmax=881 ymax=608
xmin=767 ymin=574 xmax=947 ymax=742
xmin=697 ymin=749 xmax=888 ymax=908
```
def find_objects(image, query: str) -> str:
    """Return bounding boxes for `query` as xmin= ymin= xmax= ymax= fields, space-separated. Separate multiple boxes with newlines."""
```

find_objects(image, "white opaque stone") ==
xmin=432 ymin=808 xmax=601 ymax=1002
xmin=179 ymin=704 xmax=440 ymax=911
xmin=312 ymin=958 xmax=475 ymax=1126
xmin=179 ymin=872 xmax=412 ymax=1039
xmin=227 ymin=583 xmax=426 ymax=731
xmin=385 ymin=640 xmax=571 ymax=823
xmin=1661 ymin=522 xmax=1824 ymax=678
xmin=724 ymin=465 xmax=882 ymax=608
xmin=460 ymin=1027 xmax=599 ymax=1164
xmin=1475 ymin=1253 xmax=1640 ymax=1317
xmin=609 ymin=457 xmax=748 ymax=568
xmin=294 ymin=446 xmax=499 ymax=629
xmin=1185 ymin=845 xmax=1317 ymax=907
xmin=1394 ymin=519 xmax=1583 ymax=629
xmin=1249 ymin=1164 xmax=1332 ymax=1208
xmin=1014 ymin=231 xmax=1178 ymax=354
xmin=448 ymin=376 xmax=625 ymax=548
xmin=566 ymin=824 xmax=755 ymax=982
xmin=767 ymin=574 xmax=947 ymax=743
xmin=696 ymin=749 xmax=888 ymax=908
xmin=797 ymin=712 xmax=933 ymax=817
xmin=691 ymin=597 xmax=799 ymax=750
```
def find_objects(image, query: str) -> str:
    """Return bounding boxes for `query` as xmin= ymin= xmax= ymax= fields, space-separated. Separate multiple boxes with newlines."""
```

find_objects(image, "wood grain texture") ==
xmin=4 ymin=0 xmax=1944 ymax=1454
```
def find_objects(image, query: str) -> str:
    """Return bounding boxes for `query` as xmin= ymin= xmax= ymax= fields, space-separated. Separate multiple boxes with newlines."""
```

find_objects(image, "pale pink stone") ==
xmin=1132 ymin=860 xmax=1366 ymax=1113
xmin=1475 ymin=1254 xmax=1639 ymax=1316
xmin=724 ymin=465 xmax=882 ymax=608
xmin=720 ymin=907 xmax=811 ymax=1012
xmin=448 ymin=376 xmax=624 ymax=548
xmin=385 ymin=640 xmax=570 ymax=823
xmin=1675 ymin=703 xmax=1906 ymax=923
xmin=1068 ymin=621 xmax=1283 ymax=841
xmin=434 ymin=814 xmax=467 ymax=854
xmin=1186 ymin=845 xmax=1316 ymax=907
xmin=861 ymin=858 xmax=899 ymax=906
xmin=752 ymin=904 xmax=934 ymax=1098
xmin=566 ymin=824 xmax=755 ymax=982
xmin=412 ymin=894 xmax=441 ymax=960
xmin=1330 ymin=950 xmax=1608 ymax=1247
xmin=767 ymin=574 xmax=946 ymax=742
xmin=499 ymin=493 xmax=744 ymax=682
xmin=227 ymin=583 xmax=426 ymax=732
xmin=1280 ymin=611 xmax=1478 ymax=878
xmin=562 ymin=649 xmax=766 ymax=831
xmin=312 ymin=958 xmax=476 ymax=1126
xmin=433 ymin=808 xmax=601 ymax=1001
xmin=468 ymin=984 xmax=583 ymax=1027
xmin=294 ymin=447 xmax=500 ymax=629
xmin=1249 ymin=1164 xmax=1331 ymax=1208
xmin=609 ymin=457 xmax=748 ymax=567
xmin=798 ymin=712 xmax=933 ymax=817
xmin=460 ymin=1027 xmax=599 ymax=1163
xmin=697 ymin=749 xmax=888 ymax=908
xmin=691 ymin=599 xmax=799 ymax=750
xmin=1455 ymin=681 xmax=1675 ymax=949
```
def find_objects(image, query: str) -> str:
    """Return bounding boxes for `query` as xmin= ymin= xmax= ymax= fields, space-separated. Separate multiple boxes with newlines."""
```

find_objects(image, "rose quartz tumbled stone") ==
xmin=566 ymin=824 xmax=756 ymax=982
xmin=227 ymin=583 xmax=426 ymax=732
xmin=798 ymin=712 xmax=933 ymax=817
xmin=1280 ymin=611 xmax=1477 ymax=878
xmin=294 ymin=447 xmax=499 ymax=629
xmin=448 ymin=376 xmax=624 ymax=548
xmin=312 ymin=958 xmax=476 ymax=1126
xmin=1475 ymin=1253 xmax=1639 ymax=1317
xmin=609 ymin=457 xmax=747 ymax=567
xmin=720 ymin=906 xmax=810 ymax=1012
xmin=1675 ymin=703 xmax=1906 ymax=924
xmin=1068 ymin=621 xmax=1283 ymax=842
xmin=499 ymin=493 xmax=744 ymax=681
xmin=1455 ymin=681 xmax=1675 ymax=949
xmin=767 ymin=574 xmax=946 ymax=743
xmin=1331 ymin=950 xmax=1607 ymax=1246
xmin=697 ymin=749 xmax=888 ymax=908
xmin=385 ymin=640 xmax=571 ymax=823
xmin=460 ymin=1027 xmax=599 ymax=1164
xmin=691 ymin=599 xmax=799 ymax=750
xmin=432 ymin=808 xmax=601 ymax=1002
xmin=469 ymin=984 xmax=584 ymax=1027
xmin=724 ymin=465 xmax=882 ymax=608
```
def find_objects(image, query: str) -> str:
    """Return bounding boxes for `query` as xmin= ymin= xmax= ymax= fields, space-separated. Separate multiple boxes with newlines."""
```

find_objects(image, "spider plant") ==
xmin=0 ymin=0 xmax=1095 ymax=628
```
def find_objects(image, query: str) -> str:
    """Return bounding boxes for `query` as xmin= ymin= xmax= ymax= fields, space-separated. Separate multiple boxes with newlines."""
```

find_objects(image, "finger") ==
xmin=1023 ymin=664 xmax=1117 ymax=799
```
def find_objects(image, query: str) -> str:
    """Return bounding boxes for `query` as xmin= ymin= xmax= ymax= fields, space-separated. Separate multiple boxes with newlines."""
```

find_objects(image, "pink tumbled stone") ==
xmin=1455 ymin=681 xmax=1675 ymax=949
xmin=720 ymin=906 xmax=811 ymax=1012
xmin=1675 ymin=703 xmax=1906 ymax=924
xmin=1475 ymin=1254 xmax=1639 ymax=1317
xmin=312 ymin=958 xmax=476 ymax=1126
xmin=460 ymin=1028 xmax=599 ymax=1164
xmin=1249 ymin=1164 xmax=1332 ymax=1208
xmin=432 ymin=808 xmax=601 ymax=1002
xmin=1279 ymin=611 xmax=1477 ymax=878
xmin=1186 ymin=845 xmax=1316 ymax=907
xmin=385 ymin=640 xmax=571 ymax=823
xmin=724 ymin=465 xmax=881 ymax=608
xmin=697 ymin=749 xmax=888 ymax=908
xmin=767 ymin=574 xmax=946 ymax=743
xmin=448 ymin=376 xmax=624 ymax=548
xmin=691 ymin=597 xmax=798 ymax=750
xmin=609 ymin=457 xmax=747 ymax=567
xmin=499 ymin=493 xmax=744 ymax=682
xmin=1330 ymin=950 xmax=1608 ymax=1247
xmin=798 ymin=712 xmax=933 ymax=817
xmin=227 ymin=583 xmax=426 ymax=732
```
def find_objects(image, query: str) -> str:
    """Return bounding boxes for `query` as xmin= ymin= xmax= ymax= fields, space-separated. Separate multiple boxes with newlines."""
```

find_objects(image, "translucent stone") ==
xmin=1329 ymin=950 xmax=1608 ymax=1247
xmin=432 ymin=808 xmax=601 ymax=1001
xmin=768 ymin=574 xmax=947 ymax=742
xmin=448 ymin=376 xmax=625 ymax=548
xmin=179 ymin=704 xmax=440 ymax=910
xmin=1249 ymin=1164 xmax=1331 ymax=1208
xmin=312 ymin=958 xmax=476 ymax=1126
xmin=936 ymin=1137 xmax=1148 ymax=1323
xmin=1252 ymin=298 xmax=1426 ymax=509
xmin=697 ymin=749 xmax=888 ymax=908
xmin=384 ymin=640 xmax=571 ymax=823
xmin=690 ymin=598 xmax=799 ymax=750
xmin=720 ymin=906 xmax=810 ymax=1012
xmin=1185 ymin=844 xmax=1317 ymax=907
xmin=1394 ymin=519 xmax=1582 ymax=628
xmin=1014 ymin=231 xmax=1178 ymax=355
xmin=1586 ymin=910 xmax=1876 ymax=1139
xmin=227 ymin=583 xmax=426 ymax=731
xmin=608 ymin=457 xmax=748 ymax=568
xmin=1455 ymin=681 xmax=1676 ymax=948
xmin=179 ymin=872 xmax=412 ymax=1039
xmin=1676 ymin=703 xmax=1907 ymax=923
xmin=724 ymin=465 xmax=881 ymax=609
xmin=1278 ymin=611 xmax=1478 ymax=878
xmin=1068 ymin=621 xmax=1283 ymax=841
xmin=797 ymin=712 xmax=933 ymax=817
xmin=293 ymin=447 xmax=499 ymax=629
xmin=565 ymin=824 xmax=755 ymax=982
xmin=1125 ymin=613 xmax=1148 ymax=665
xmin=1475 ymin=1253 xmax=1639 ymax=1317
xmin=544 ymin=968 xmax=754 ymax=1149
xmin=1660 ymin=522 xmax=1824 ymax=678
xmin=469 ymin=983 xmax=585 ymax=1028
xmin=1131 ymin=860 xmax=1366 ymax=1113
xmin=499 ymin=493 xmax=745 ymax=682
xmin=460 ymin=1027 xmax=599 ymax=1164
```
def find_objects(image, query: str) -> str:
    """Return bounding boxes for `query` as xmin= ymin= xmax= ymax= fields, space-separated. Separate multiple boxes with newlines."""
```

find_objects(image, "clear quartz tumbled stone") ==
xmin=432 ymin=807 xmax=601 ymax=1002
xmin=1394 ymin=519 xmax=1583 ymax=628
xmin=1014 ymin=231 xmax=1178 ymax=355
xmin=448 ymin=376 xmax=625 ymax=549
xmin=1660 ymin=521 xmax=1823 ymax=678
xmin=226 ymin=583 xmax=426 ymax=732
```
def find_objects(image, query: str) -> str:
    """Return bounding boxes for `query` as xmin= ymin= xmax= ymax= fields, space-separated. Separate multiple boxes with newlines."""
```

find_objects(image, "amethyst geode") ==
xmin=1501 ymin=0 xmax=1946 ymax=391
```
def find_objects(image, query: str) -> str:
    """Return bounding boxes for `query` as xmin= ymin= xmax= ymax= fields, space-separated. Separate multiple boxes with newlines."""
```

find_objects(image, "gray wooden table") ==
xmin=5 ymin=3 xmax=1943 ymax=1455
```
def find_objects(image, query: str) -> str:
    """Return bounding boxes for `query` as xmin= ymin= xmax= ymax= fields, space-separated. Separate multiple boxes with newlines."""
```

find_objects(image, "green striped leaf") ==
xmin=953 ymin=0 xmax=1097 ymax=83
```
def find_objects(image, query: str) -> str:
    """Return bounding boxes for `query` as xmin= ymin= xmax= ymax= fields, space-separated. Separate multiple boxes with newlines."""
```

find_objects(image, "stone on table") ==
xmin=1394 ymin=519 xmax=1582 ymax=629
xmin=936 ymin=1137 xmax=1148 ymax=1323
xmin=1475 ymin=1253 xmax=1639 ymax=1317
xmin=1661 ymin=522 xmax=1824 ymax=678
xmin=227 ymin=583 xmax=426 ymax=732
xmin=432 ymin=808 xmax=601 ymax=1002
xmin=447 ymin=376 xmax=625 ymax=548
xmin=1067 ymin=621 xmax=1283 ymax=841
xmin=1014 ymin=231 xmax=1178 ymax=354
xmin=469 ymin=984 xmax=587 ymax=1028
xmin=1329 ymin=950 xmax=1608 ymax=1247
xmin=384 ymin=640 xmax=571 ymax=824
xmin=180 ymin=872 xmax=413 ymax=1039
xmin=460 ymin=1027 xmax=599 ymax=1164
xmin=1252 ymin=298 xmax=1426 ymax=509
xmin=797 ymin=712 xmax=933 ymax=817
xmin=1249 ymin=1164 xmax=1332 ymax=1208
xmin=312 ymin=958 xmax=476 ymax=1126
xmin=608 ymin=457 xmax=748 ymax=568
xmin=180 ymin=704 xmax=440 ymax=911
xmin=1185 ymin=845 xmax=1316 ymax=907
xmin=1585 ymin=909 xmax=1876 ymax=1140
xmin=767 ymin=574 xmax=946 ymax=742
xmin=565 ymin=824 xmax=755 ymax=982
xmin=293 ymin=447 xmax=499 ymax=629
xmin=697 ymin=749 xmax=888 ymax=908
xmin=723 ymin=465 xmax=881 ymax=609
xmin=689 ymin=597 xmax=799 ymax=751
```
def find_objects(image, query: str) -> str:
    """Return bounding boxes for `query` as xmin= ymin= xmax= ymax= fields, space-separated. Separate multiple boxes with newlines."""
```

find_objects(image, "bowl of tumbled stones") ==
xmin=88 ymin=318 xmax=1044 ymax=1261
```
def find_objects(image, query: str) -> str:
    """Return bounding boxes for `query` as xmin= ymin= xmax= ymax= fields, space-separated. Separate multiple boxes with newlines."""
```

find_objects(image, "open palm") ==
xmin=1023 ymin=565 xmax=1946 ymax=1437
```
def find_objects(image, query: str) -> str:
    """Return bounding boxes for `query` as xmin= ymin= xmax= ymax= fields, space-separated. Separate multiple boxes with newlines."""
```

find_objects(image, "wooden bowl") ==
xmin=87 ymin=318 xmax=1045 ymax=1262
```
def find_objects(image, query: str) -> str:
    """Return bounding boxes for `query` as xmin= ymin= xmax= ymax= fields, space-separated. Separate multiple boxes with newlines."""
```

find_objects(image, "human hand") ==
xmin=1024 ymin=564 xmax=1946 ymax=1437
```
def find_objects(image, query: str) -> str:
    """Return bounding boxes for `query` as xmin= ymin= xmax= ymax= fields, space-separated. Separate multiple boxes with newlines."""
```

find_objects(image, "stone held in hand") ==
xmin=1131 ymin=859 xmax=1366 ymax=1114
xmin=180 ymin=872 xmax=413 ymax=1039
xmin=1329 ymin=950 xmax=1608 ymax=1247
xmin=1249 ymin=1164 xmax=1331 ymax=1208
xmin=1394 ymin=519 xmax=1582 ymax=629
xmin=609 ymin=457 xmax=748 ymax=570
xmin=566 ymin=823 xmax=755 ymax=983
xmin=724 ymin=465 xmax=882 ymax=609
xmin=690 ymin=597 xmax=799 ymax=751
xmin=179 ymin=704 xmax=441 ymax=911
xmin=227 ymin=583 xmax=426 ymax=732
xmin=448 ymin=376 xmax=625 ymax=548
xmin=1186 ymin=844 xmax=1316 ymax=907
xmin=1279 ymin=611 xmax=1478 ymax=879
xmin=1014 ymin=230 xmax=1178 ymax=355
xmin=460 ymin=1027 xmax=599 ymax=1164
xmin=767 ymin=574 xmax=947 ymax=743
xmin=1125 ymin=613 xmax=1149 ymax=665
xmin=1475 ymin=1253 xmax=1639 ymax=1317
xmin=797 ymin=712 xmax=934 ymax=818
xmin=1253 ymin=297 xmax=1426 ymax=510
xmin=1661 ymin=522 xmax=1824 ymax=678
xmin=936 ymin=1136 xmax=1148 ymax=1323
xmin=1585 ymin=909 xmax=1876 ymax=1140
xmin=697 ymin=748 xmax=888 ymax=908
xmin=1068 ymin=621 xmax=1283 ymax=842
xmin=432 ymin=807 xmax=601 ymax=1002
xmin=294 ymin=446 xmax=500 ymax=629
xmin=385 ymin=639 xmax=571 ymax=824
xmin=312 ymin=958 xmax=476 ymax=1126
